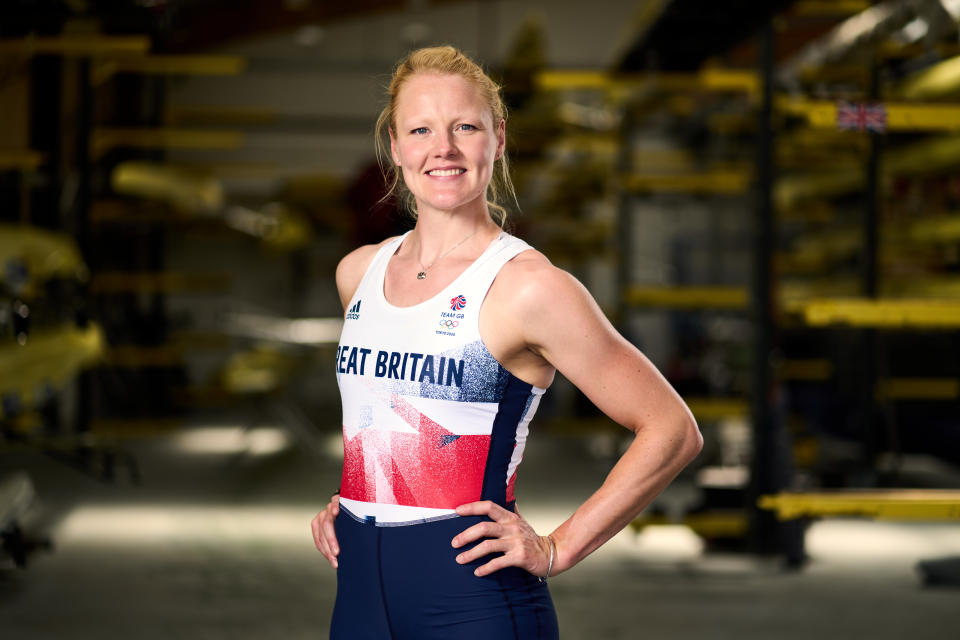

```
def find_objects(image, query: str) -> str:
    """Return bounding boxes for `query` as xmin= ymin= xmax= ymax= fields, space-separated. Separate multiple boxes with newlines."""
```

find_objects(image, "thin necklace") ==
xmin=415 ymin=229 xmax=478 ymax=280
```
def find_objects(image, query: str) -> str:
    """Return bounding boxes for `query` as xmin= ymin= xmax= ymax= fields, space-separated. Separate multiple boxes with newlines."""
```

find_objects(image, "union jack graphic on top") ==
xmin=836 ymin=101 xmax=887 ymax=133
xmin=450 ymin=295 xmax=467 ymax=311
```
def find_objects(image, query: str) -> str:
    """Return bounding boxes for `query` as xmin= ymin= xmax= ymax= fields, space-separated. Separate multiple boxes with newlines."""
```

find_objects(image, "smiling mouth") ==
xmin=427 ymin=168 xmax=466 ymax=177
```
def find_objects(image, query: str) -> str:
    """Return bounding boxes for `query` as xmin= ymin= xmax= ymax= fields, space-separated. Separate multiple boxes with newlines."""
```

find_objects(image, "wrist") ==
xmin=538 ymin=534 xmax=556 ymax=582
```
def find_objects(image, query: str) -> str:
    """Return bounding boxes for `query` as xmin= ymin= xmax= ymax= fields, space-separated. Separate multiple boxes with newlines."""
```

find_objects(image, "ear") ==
xmin=495 ymin=118 xmax=505 ymax=160
xmin=389 ymin=129 xmax=401 ymax=165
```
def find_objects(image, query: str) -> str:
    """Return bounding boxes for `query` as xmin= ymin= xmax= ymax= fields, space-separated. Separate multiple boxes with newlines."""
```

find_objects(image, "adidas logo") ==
xmin=346 ymin=299 xmax=361 ymax=320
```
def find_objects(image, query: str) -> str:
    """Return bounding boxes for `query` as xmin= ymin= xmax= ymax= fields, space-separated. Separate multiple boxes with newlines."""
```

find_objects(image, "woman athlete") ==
xmin=311 ymin=45 xmax=703 ymax=639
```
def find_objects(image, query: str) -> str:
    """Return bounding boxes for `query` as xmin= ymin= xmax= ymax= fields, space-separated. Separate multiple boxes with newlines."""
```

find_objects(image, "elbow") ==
xmin=679 ymin=410 xmax=703 ymax=464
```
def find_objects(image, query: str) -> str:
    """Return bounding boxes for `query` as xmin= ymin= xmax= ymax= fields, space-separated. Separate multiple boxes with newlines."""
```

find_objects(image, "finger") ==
xmin=323 ymin=514 xmax=340 ymax=559
xmin=451 ymin=520 xmax=501 ymax=548
xmin=473 ymin=553 xmax=517 ymax=578
xmin=313 ymin=523 xmax=331 ymax=557
xmin=455 ymin=500 xmax=512 ymax=522
xmin=455 ymin=538 xmax=506 ymax=565
xmin=311 ymin=512 xmax=340 ymax=568
xmin=310 ymin=515 xmax=324 ymax=552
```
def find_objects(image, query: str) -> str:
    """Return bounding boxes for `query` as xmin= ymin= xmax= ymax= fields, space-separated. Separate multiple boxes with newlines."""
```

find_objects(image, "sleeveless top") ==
xmin=336 ymin=231 xmax=545 ymax=525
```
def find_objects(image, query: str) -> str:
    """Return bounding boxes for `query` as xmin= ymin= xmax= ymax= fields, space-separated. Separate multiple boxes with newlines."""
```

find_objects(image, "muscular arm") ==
xmin=524 ymin=266 xmax=702 ymax=572
xmin=456 ymin=259 xmax=702 ymax=577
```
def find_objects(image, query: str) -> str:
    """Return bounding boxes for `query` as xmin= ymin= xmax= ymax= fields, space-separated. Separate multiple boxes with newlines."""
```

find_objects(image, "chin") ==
xmin=420 ymin=193 xmax=484 ymax=213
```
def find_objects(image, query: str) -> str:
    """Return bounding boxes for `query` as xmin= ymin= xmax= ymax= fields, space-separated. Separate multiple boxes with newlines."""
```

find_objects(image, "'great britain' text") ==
xmin=335 ymin=345 xmax=464 ymax=387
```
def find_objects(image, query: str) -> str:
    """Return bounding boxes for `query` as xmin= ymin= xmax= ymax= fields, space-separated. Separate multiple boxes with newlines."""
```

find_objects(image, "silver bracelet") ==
xmin=539 ymin=534 xmax=555 ymax=582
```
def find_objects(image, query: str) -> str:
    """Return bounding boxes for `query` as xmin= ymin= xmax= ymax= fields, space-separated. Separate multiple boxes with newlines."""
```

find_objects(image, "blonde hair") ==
xmin=374 ymin=45 xmax=517 ymax=227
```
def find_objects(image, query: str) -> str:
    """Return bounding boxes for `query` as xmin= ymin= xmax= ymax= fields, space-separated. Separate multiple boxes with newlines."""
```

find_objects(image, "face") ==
xmin=390 ymin=73 xmax=505 ymax=217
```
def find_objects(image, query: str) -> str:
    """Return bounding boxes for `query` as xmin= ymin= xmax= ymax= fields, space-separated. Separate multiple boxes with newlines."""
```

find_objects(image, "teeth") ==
xmin=428 ymin=169 xmax=465 ymax=177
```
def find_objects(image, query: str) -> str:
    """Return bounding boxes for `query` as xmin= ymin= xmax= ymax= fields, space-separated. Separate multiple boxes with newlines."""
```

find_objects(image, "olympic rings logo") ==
xmin=438 ymin=319 xmax=460 ymax=329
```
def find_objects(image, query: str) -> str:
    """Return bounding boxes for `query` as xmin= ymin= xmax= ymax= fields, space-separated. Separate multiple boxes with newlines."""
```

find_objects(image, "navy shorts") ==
xmin=330 ymin=505 xmax=559 ymax=640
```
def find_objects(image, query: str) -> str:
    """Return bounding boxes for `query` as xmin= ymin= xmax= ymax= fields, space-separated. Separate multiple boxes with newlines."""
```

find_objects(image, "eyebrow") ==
xmin=399 ymin=114 xmax=487 ymax=127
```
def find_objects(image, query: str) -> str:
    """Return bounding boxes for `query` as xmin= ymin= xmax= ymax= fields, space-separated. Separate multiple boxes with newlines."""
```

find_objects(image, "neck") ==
xmin=409 ymin=208 xmax=496 ymax=263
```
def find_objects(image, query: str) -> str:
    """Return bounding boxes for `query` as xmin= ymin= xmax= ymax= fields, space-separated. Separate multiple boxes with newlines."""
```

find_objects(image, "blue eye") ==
xmin=458 ymin=124 xmax=477 ymax=132
xmin=411 ymin=127 xmax=428 ymax=135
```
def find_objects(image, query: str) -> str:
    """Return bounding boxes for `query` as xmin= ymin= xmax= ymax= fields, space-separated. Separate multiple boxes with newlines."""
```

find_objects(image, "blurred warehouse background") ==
xmin=2 ymin=0 xmax=960 ymax=638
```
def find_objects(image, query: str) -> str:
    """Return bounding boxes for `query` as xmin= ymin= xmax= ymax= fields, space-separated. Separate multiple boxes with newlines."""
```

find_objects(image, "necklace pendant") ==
xmin=417 ymin=271 xmax=427 ymax=280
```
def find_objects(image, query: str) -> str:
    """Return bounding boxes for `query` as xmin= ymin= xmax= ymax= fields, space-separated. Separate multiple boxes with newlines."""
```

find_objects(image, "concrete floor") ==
xmin=3 ymin=413 xmax=960 ymax=639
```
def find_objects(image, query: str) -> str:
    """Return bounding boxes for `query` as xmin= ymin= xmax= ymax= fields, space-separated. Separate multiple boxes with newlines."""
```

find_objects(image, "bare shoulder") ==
xmin=335 ymin=236 xmax=398 ymax=309
xmin=484 ymin=245 xmax=626 ymax=386
xmin=494 ymin=248 xmax=592 ymax=311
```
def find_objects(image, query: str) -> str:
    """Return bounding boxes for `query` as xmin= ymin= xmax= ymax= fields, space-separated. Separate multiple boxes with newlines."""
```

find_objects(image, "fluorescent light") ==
xmin=226 ymin=312 xmax=343 ymax=345
xmin=898 ymin=17 xmax=930 ymax=43
xmin=56 ymin=504 xmax=319 ymax=546
xmin=170 ymin=426 xmax=291 ymax=456
xmin=806 ymin=520 xmax=960 ymax=563
xmin=631 ymin=524 xmax=705 ymax=560
xmin=941 ymin=0 xmax=960 ymax=21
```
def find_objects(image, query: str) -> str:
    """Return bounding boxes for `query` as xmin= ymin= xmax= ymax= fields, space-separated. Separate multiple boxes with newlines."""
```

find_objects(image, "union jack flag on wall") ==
xmin=836 ymin=101 xmax=887 ymax=132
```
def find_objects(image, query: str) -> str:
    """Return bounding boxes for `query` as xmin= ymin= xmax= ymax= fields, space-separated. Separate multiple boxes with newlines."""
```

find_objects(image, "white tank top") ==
xmin=336 ymin=231 xmax=545 ymax=524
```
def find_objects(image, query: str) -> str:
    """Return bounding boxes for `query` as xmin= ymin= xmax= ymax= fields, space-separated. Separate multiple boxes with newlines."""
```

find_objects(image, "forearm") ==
xmin=547 ymin=411 xmax=701 ymax=574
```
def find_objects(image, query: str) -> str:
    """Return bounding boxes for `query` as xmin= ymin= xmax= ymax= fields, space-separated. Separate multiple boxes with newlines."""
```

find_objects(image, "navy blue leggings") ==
xmin=330 ymin=506 xmax=559 ymax=639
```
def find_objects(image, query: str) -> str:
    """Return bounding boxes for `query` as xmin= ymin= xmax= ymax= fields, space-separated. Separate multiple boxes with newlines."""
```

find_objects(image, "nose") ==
xmin=433 ymin=129 xmax=458 ymax=157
